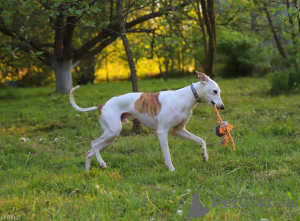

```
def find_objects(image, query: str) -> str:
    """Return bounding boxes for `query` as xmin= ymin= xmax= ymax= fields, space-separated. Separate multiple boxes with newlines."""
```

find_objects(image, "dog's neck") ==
xmin=174 ymin=82 xmax=206 ymax=110
xmin=191 ymin=82 xmax=206 ymax=102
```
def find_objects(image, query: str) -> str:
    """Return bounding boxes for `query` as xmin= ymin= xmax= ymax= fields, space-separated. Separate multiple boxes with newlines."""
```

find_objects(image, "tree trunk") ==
xmin=52 ymin=59 xmax=77 ymax=93
xmin=157 ymin=57 xmax=163 ymax=76
xmin=105 ymin=51 xmax=109 ymax=83
xmin=193 ymin=0 xmax=208 ymax=57
xmin=118 ymin=0 xmax=139 ymax=92
xmin=86 ymin=57 xmax=96 ymax=84
xmin=118 ymin=0 xmax=141 ymax=132
xmin=177 ymin=47 xmax=181 ymax=73
xmin=263 ymin=2 xmax=287 ymax=59
xmin=298 ymin=14 xmax=300 ymax=35
xmin=164 ymin=58 xmax=169 ymax=81
xmin=251 ymin=12 xmax=258 ymax=33
xmin=286 ymin=0 xmax=297 ymax=54
xmin=200 ymin=0 xmax=217 ymax=79
xmin=182 ymin=54 xmax=185 ymax=73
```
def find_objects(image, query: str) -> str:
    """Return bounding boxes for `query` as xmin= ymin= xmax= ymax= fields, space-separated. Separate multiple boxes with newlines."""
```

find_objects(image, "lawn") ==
xmin=0 ymin=77 xmax=299 ymax=220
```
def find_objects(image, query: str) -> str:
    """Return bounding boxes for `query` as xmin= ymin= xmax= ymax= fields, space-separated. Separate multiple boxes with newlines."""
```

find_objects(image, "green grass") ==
xmin=0 ymin=77 xmax=299 ymax=220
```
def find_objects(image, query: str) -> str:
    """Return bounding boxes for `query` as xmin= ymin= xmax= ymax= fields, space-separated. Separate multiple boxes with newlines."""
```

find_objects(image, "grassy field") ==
xmin=0 ymin=77 xmax=299 ymax=220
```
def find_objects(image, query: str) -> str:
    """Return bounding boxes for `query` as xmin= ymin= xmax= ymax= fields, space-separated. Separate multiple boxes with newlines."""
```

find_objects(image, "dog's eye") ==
xmin=213 ymin=90 xmax=218 ymax=94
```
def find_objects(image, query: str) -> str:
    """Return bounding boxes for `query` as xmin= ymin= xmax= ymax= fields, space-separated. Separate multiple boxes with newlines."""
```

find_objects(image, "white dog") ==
xmin=70 ymin=71 xmax=225 ymax=171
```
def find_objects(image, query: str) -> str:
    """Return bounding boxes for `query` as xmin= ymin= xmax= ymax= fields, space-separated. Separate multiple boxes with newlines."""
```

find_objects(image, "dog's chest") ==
xmin=164 ymin=109 xmax=193 ymax=128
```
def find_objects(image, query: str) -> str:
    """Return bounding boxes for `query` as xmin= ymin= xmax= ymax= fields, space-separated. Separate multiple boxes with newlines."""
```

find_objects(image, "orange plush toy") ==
xmin=213 ymin=104 xmax=235 ymax=152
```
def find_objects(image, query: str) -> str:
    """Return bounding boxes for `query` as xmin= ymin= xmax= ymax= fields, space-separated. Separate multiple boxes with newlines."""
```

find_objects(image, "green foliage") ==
xmin=268 ymin=66 xmax=300 ymax=95
xmin=0 ymin=49 xmax=54 ymax=88
xmin=268 ymin=70 xmax=289 ymax=95
xmin=288 ymin=67 xmax=300 ymax=90
xmin=0 ymin=78 xmax=300 ymax=220
xmin=19 ymin=70 xmax=54 ymax=87
xmin=217 ymin=35 xmax=270 ymax=78
xmin=2 ymin=0 xmax=299 ymax=88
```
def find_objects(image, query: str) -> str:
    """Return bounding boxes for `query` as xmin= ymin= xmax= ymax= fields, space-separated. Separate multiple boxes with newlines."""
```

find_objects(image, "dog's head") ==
xmin=196 ymin=71 xmax=225 ymax=110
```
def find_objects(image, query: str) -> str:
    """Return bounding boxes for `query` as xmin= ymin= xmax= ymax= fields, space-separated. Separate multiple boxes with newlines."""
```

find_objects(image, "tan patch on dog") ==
xmin=97 ymin=103 xmax=106 ymax=117
xmin=134 ymin=93 xmax=161 ymax=117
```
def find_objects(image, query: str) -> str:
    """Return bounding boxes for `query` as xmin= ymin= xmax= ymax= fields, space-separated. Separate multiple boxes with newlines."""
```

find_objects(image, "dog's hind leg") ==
xmin=91 ymin=130 xmax=120 ymax=169
xmin=172 ymin=128 xmax=208 ymax=162
xmin=85 ymin=139 xmax=115 ymax=171
xmin=90 ymin=113 xmax=122 ymax=170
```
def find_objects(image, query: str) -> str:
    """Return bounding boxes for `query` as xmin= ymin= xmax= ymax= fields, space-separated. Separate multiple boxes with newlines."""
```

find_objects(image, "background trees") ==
xmin=0 ymin=0 xmax=187 ymax=93
xmin=0 ymin=0 xmax=299 ymax=94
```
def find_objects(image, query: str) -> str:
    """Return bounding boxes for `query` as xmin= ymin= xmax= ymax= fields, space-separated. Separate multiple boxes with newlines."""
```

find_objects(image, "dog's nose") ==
xmin=219 ymin=104 xmax=225 ymax=110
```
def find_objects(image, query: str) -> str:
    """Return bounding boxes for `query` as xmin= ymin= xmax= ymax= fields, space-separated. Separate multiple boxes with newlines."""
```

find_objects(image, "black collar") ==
xmin=191 ymin=84 xmax=201 ymax=102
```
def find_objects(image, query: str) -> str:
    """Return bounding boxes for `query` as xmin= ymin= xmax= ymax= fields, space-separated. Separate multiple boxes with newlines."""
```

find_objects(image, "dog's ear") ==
xmin=195 ymin=71 xmax=209 ymax=82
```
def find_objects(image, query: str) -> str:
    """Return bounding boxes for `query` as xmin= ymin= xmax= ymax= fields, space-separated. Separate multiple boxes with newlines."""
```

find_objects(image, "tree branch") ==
xmin=78 ymin=34 xmax=119 ymax=60
xmin=127 ymin=28 xmax=156 ymax=33
xmin=0 ymin=25 xmax=54 ymax=65
xmin=217 ymin=8 xmax=240 ymax=26
xmin=74 ymin=2 xmax=190 ymax=61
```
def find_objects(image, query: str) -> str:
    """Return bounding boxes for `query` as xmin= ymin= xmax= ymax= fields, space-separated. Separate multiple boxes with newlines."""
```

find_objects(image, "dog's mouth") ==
xmin=211 ymin=101 xmax=225 ymax=110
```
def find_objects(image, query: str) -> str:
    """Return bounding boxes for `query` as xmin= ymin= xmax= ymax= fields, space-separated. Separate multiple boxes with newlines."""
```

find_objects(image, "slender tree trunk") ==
xmin=177 ymin=47 xmax=181 ymax=72
xmin=296 ymin=0 xmax=300 ymax=34
xmin=251 ymin=12 xmax=258 ymax=33
xmin=263 ymin=2 xmax=287 ymax=59
xmin=86 ymin=57 xmax=96 ymax=84
xmin=286 ymin=0 xmax=297 ymax=54
xmin=298 ymin=15 xmax=300 ymax=34
xmin=164 ymin=58 xmax=169 ymax=81
xmin=105 ymin=51 xmax=109 ymax=83
xmin=52 ymin=59 xmax=77 ymax=93
xmin=118 ymin=0 xmax=140 ymax=132
xmin=182 ymin=53 xmax=185 ymax=73
xmin=170 ymin=56 xmax=174 ymax=73
xmin=193 ymin=0 xmax=208 ymax=57
xmin=200 ymin=0 xmax=216 ymax=79
xmin=118 ymin=0 xmax=138 ymax=92
xmin=157 ymin=57 xmax=163 ymax=76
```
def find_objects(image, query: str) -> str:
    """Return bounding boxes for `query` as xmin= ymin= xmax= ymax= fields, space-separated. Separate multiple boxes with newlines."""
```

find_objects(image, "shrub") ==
xmin=268 ymin=66 xmax=300 ymax=95
xmin=217 ymin=38 xmax=270 ymax=78
xmin=1 ymin=80 xmax=20 ymax=99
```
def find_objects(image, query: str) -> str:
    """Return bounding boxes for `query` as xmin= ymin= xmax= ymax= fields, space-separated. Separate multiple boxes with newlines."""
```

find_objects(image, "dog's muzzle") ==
xmin=211 ymin=101 xmax=225 ymax=110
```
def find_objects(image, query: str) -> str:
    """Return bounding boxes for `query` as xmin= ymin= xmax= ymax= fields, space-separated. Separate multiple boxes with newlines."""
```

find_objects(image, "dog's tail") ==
xmin=69 ymin=86 xmax=98 ymax=112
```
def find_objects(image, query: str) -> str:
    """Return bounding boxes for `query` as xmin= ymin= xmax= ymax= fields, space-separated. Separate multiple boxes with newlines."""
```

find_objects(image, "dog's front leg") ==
xmin=172 ymin=128 xmax=208 ymax=162
xmin=156 ymin=129 xmax=175 ymax=171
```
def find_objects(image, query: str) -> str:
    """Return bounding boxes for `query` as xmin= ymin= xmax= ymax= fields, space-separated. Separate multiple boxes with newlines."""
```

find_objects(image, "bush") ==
xmin=19 ymin=70 xmax=53 ymax=87
xmin=217 ymin=38 xmax=270 ymax=78
xmin=268 ymin=66 xmax=300 ymax=95
xmin=0 ymin=80 xmax=20 ymax=99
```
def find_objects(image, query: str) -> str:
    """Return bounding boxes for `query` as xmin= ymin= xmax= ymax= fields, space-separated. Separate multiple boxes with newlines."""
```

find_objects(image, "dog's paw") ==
xmin=85 ymin=162 xmax=91 ymax=171
xmin=99 ymin=162 xmax=107 ymax=168
xmin=202 ymin=153 xmax=209 ymax=162
xmin=169 ymin=166 xmax=176 ymax=172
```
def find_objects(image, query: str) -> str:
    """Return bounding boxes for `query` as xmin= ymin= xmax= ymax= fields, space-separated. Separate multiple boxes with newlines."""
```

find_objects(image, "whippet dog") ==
xmin=70 ymin=71 xmax=225 ymax=171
